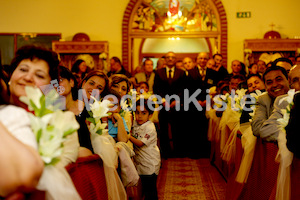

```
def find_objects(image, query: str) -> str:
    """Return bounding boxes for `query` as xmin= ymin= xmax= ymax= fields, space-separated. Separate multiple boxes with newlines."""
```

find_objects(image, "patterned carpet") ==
xmin=157 ymin=158 xmax=226 ymax=200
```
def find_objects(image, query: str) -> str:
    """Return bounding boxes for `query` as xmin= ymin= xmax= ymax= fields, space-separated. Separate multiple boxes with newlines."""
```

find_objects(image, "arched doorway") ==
xmin=137 ymin=37 xmax=211 ymax=69
xmin=122 ymin=0 xmax=228 ymax=72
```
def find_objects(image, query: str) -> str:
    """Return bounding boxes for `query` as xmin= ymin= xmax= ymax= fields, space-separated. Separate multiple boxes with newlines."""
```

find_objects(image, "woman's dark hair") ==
xmin=109 ymin=74 xmax=130 ymax=93
xmin=58 ymin=66 xmax=78 ymax=100
xmin=10 ymin=45 xmax=59 ymax=81
xmin=79 ymin=70 xmax=109 ymax=97
xmin=0 ymin=66 xmax=9 ymax=105
xmin=71 ymin=59 xmax=86 ymax=74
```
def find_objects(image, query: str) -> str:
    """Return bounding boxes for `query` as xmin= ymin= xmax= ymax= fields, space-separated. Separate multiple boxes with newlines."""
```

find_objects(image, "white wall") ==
xmin=0 ymin=0 xmax=299 ymax=68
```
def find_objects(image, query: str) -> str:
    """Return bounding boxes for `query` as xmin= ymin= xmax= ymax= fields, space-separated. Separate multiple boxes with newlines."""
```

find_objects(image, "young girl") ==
xmin=129 ymin=99 xmax=161 ymax=200
xmin=137 ymin=81 xmax=149 ymax=94
xmin=105 ymin=89 xmax=129 ymax=143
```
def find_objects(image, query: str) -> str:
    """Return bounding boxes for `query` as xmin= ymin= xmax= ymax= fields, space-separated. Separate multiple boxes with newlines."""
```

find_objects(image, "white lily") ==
xmin=277 ymin=109 xmax=290 ymax=128
xmin=19 ymin=86 xmax=43 ymax=111
xmin=250 ymin=89 xmax=263 ymax=100
xmin=89 ymin=121 xmax=108 ymax=135
xmin=128 ymin=89 xmax=137 ymax=97
xmin=279 ymin=89 xmax=296 ymax=105
xmin=220 ymin=93 xmax=229 ymax=101
xmin=38 ymin=127 xmax=65 ymax=164
xmin=19 ymin=85 xmax=80 ymax=165
xmin=49 ymin=110 xmax=79 ymax=134
xmin=236 ymin=88 xmax=247 ymax=97
xmin=44 ymin=89 xmax=61 ymax=111
xmin=90 ymin=97 xmax=111 ymax=120
xmin=120 ymin=99 xmax=129 ymax=111
xmin=88 ymin=97 xmax=111 ymax=135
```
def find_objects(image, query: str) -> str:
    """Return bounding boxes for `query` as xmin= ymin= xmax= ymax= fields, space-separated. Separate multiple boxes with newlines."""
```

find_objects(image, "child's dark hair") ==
xmin=138 ymin=81 xmax=149 ymax=89
xmin=135 ymin=98 xmax=154 ymax=115
xmin=58 ymin=66 xmax=78 ymax=100
xmin=104 ymin=89 xmax=121 ymax=104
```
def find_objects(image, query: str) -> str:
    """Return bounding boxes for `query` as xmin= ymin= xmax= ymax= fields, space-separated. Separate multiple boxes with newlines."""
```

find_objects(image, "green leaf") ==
xmin=47 ymin=157 xmax=60 ymax=166
xmin=30 ymin=99 xmax=39 ymax=116
xmin=40 ymin=108 xmax=53 ymax=116
xmin=36 ymin=129 xmax=43 ymax=143
xmin=88 ymin=111 xmax=94 ymax=118
xmin=63 ymin=129 xmax=76 ymax=137
xmin=86 ymin=117 xmax=96 ymax=124
xmin=96 ymin=129 xmax=103 ymax=135
xmin=46 ymin=125 xmax=55 ymax=132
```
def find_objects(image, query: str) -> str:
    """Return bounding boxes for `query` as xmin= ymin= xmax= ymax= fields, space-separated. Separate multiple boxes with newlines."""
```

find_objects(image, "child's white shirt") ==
xmin=132 ymin=120 xmax=161 ymax=175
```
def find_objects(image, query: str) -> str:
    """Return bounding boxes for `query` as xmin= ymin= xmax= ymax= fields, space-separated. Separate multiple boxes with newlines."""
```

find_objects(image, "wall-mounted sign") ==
xmin=236 ymin=12 xmax=251 ymax=18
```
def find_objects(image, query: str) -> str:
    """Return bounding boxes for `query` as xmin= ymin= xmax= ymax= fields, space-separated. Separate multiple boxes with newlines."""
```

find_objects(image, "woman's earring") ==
xmin=8 ymin=81 xmax=11 ymax=85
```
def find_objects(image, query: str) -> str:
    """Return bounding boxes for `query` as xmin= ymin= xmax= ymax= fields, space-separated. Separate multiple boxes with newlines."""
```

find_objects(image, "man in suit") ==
xmin=251 ymin=65 xmax=290 ymax=141
xmin=107 ymin=56 xmax=131 ymax=78
xmin=213 ymin=53 xmax=228 ymax=84
xmin=134 ymin=58 xmax=155 ymax=92
xmin=153 ymin=51 xmax=186 ymax=158
xmin=252 ymin=64 xmax=299 ymax=143
xmin=183 ymin=52 xmax=216 ymax=158
xmin=286 ymin=92 xmax=300 ymax=158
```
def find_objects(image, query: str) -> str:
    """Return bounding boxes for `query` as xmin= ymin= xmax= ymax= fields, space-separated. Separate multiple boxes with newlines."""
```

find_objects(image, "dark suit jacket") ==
xmin=107 ymin=67 xmax=131 ymax=78
xmin=215 ymin=66 xmax=228 ymax=84
xmin=187 ymin=67 xmax=216 ymax=101
xmin=153 ymin=67 xmax=186 ymax=104
xmin=286 ymin=93 xmax=300 ymax=158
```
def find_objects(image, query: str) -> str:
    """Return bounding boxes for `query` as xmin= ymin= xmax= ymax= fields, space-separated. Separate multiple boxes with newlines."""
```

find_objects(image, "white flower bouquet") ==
xmin=277 ymin=89 xmax=296 ymax=128
xmin=275 ymin=89 xmax=296 ymax=200
xmin=86 ymin=97 xmax=127 ymax=199
xmin=20 ymin=86 xmax=79 ymax=165
xmin=20 ymin=86 xmax=81 ymax=200
xmin=119 ymin=89 xmax=137 ymax=118
xmin=230 ymin=88 xmax=248 ymax=113
xmin=247 ymin=89 xmax=263 ymax=121
xmin=87 ymin=96 xmax=111 ymax=135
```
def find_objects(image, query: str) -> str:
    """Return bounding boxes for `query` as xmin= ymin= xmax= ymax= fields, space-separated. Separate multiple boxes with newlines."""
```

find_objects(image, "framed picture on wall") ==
xmin=0 ymin=33 xmax=61 ymax=66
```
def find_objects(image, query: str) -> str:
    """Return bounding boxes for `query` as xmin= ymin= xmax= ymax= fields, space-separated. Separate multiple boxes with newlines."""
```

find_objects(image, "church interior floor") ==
xmin=157 ymin=158 xmax=226 ymax=200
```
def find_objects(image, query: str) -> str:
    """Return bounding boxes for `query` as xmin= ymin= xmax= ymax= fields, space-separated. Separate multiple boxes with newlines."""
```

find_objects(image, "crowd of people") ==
xmin=0 ymin=44 xmax=300 ymax=199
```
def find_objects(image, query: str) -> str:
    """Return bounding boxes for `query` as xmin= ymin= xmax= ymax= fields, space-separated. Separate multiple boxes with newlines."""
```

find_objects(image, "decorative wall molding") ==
xmin=244 ymin=39 xmax=300 ymax=51
xmin=52 ymin=41 xmax=108 ymax=53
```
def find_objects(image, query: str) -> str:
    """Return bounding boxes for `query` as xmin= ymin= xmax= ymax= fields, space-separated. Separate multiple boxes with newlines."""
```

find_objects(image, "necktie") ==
xmin=199 ymin=68 xmax=205 ymax=81
xmin=168 ymin=69 xmax=172 ymax=84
